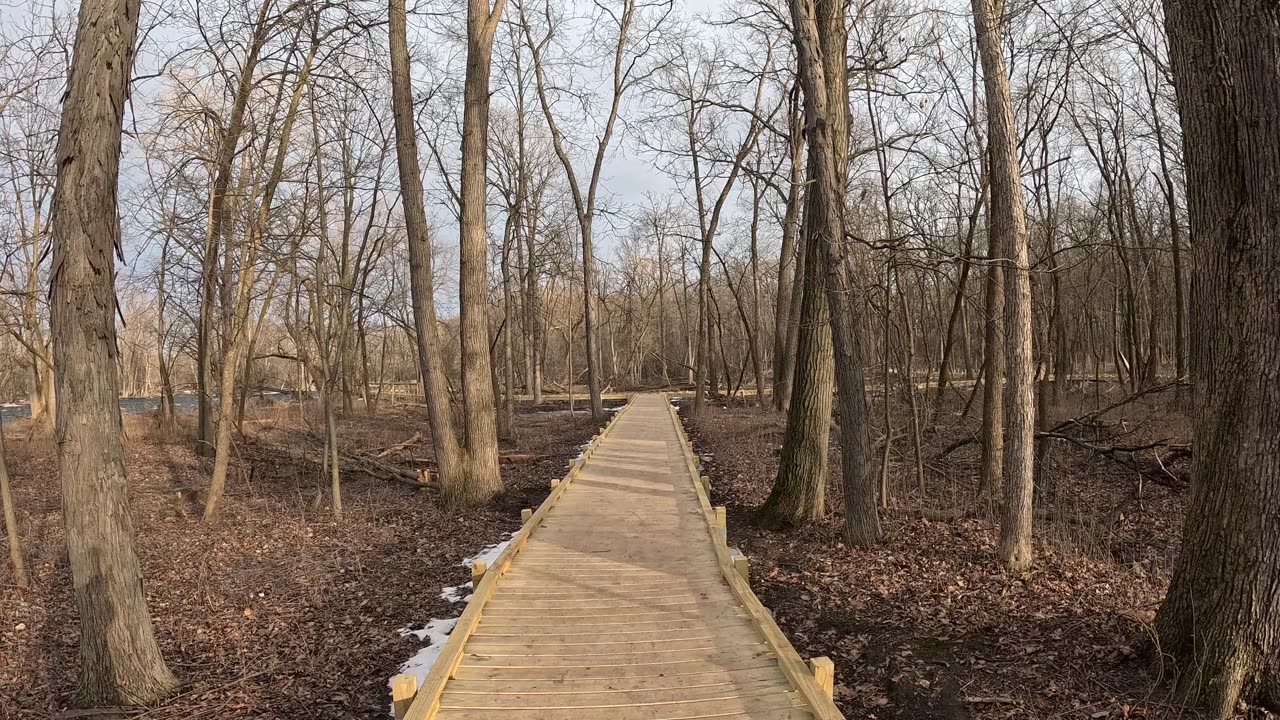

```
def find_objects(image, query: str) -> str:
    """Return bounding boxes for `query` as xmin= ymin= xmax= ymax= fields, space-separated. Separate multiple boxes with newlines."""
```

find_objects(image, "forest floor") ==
xmin=0 ymin=398 xmax=613 ymax=720
xmin=680 ymin=382 xmax=1206 ymax=720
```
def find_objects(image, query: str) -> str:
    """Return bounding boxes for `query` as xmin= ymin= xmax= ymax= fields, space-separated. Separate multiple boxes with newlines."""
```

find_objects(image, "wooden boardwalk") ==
xmin=397 ymin=393 xmax=845 ymax=720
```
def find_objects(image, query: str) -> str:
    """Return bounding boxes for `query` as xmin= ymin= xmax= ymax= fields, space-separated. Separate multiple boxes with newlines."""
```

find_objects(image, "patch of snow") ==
xmin=387 ymin=531 xmax=521 ymax=715
xmin=392 ymin=617 xmax=459 ymax=693
xmin=463 ymin=532 xmax=518 ymax=568
xmin=440 ymin=582 xmax=473 ymax=604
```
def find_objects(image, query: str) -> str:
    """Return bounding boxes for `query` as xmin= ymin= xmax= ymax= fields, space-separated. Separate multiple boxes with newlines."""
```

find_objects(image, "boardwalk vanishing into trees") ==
xmin=391 ymin=394 xmax=843 ymax=720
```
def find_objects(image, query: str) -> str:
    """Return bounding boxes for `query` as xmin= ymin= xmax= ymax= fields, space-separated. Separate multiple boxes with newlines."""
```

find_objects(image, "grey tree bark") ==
xmin=48 ymin=0 xmax=179 ymax=702
xmin=1153 ymin=1 xmax=1280 ymax=715
xmin=389 ymin=0 xmax=466 ymax=493
xmin=453 ymin=0 xmax=508 ymax=505
xmin=787 ymin=0 xmax=880 ymax=545
xmin=972 ymin=0 xmax=1034 ymax=571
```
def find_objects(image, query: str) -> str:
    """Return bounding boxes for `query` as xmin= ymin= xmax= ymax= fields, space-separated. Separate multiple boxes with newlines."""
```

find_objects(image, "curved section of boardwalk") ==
xmin=402 ymin=394 xmax=844 ymax=720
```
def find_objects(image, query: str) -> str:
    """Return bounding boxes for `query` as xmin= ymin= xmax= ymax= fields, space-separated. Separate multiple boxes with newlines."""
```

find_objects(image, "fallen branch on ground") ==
xmin=372 ymin=431 xmax=422 ymax=458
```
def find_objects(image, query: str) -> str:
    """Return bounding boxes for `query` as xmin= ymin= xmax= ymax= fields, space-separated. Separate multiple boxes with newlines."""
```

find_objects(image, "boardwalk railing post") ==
xmin=521 ymin=508 xmax=533 ymax=524
xmin=550 ymin=478 xmax=560 ymax=488
xmin=391 ymin=673 xmax=418 ymax=719
xmin=734 ymin=555 xmax=749 ymax=583
xmin=714 ymin=506 xmax=727 ymax=545
xmin=700 ymin=475 xmax=712 ymax=494
xmin=809 ymin=657 xmax=835 ymax=700
xmin=471 ymin=560 xmax=487 ymax=584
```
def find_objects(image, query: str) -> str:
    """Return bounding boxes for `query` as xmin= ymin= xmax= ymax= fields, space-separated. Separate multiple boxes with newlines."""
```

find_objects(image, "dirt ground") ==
xmin=0 ymin=398 xmax=613 ymax=720
xmin=680 ymin=382 xmax=1207 ymax=720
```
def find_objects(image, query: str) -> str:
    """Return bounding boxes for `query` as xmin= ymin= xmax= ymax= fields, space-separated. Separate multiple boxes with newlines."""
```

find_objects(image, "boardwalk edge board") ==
xmin=397 ymin=397 xmax=636 ymax=720
xmin=664 ymin=394 xmax=847 ymax=720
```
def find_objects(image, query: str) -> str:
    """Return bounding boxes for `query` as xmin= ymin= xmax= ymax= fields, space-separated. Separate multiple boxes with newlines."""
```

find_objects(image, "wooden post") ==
xmin=714 ymin=506 xmax=726 ymax=529
xmin=809 ymin=657 xmax=835 ymax=700
xmin=521 ymin=508 xmax=533 ymax=524
xmin=391 ymin=673 xmax=418 ymax=719
xmin=734 ymin=555 xmax=749 ymax=583
xmin=701 ymin=475 xmax=712 ymax=494
xmin=471 ymin=560 xmax=487 ymax=584
xmin=550 ymin=478 xmax=560 ymax=488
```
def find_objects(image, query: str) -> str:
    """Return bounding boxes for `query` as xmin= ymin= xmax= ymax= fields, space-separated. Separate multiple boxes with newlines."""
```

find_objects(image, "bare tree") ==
xmin=519 ymin=0 xmax=673 ymax=423
xmin=971 ymin=0 xmax=1034 ymax=570
xmin=453 ymin=0 xmax=507 ymax=504
xmin=48 ymin=0 xmax=178 ymax=702
xmin=784 ymin=0 xmax=880 ymax=544
xmin=1152 ymin=1 xmax=1280 ymax=715
xmin=389 ymin=0 xmax=466 ymax=493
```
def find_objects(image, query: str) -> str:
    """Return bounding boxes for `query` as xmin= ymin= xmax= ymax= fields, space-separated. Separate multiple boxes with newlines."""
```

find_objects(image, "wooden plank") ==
xmin=392 ymin=674 xmax=419 ymax=719
xmin=496 ymin=583 xmax=728 ymax=600
xmin=484 ymin=593 xmax=726 ymax=607
xmin=439 ymin=681 xmax=796 ymax=708
xmin=661 ymin=395 xmax=846 ymax=720
xmin=474 ymin=609 xmax=754 ymax=629
xmin=400 ymin=397 xmax=636 ymax=720
xmin=460 ymin=645 xmax=774 ymax=669
xmin=465 ymin=637 xmax=753 ymax=654
xmin=472 ymin=617 xmax=759 ymax=638
xmin=463 ymin=640 xmax=767 ymax=659
xmin=440 ymin=666 xmax=788 ymax=694
xmin=473 ymin=606 xmax=750 ymax=621
xmin=434 ymin=691 xmax=807 ymax=720
xmin=452 ymin=656 xmax=784 ymax=682
xmin=405 ymin=394 xmax=845 ymax=720
xmin=808 ymin=657 xmax=834 ymax=700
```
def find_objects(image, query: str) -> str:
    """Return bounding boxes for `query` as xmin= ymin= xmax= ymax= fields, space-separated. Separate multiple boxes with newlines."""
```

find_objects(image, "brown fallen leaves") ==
xmin=0 ymin=401 xmax=607 ymax=719
xmin=682 ymin=389 xmax=1201 ymax=720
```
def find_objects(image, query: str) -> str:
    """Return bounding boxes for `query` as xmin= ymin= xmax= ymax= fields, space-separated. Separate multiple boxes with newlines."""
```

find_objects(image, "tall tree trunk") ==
xmin=772 ymin=83 xmax=804 ymax=412
xmin=1153 ymin=2 xmax=1280 ymax=716
xmin=1146 ymin=62 xmax=1187 ymax=394
xmin=0 ymin=427 xmax=26 ymax=589
xmin=760 ymin=175 xmax=834 ymax=528
xmin=48 ymin=0 xmax=178 ymax=702
xmin=977 ymin=157 xmax=1005 ymax=500
xmin=157 ymin=237 xmax=176 ymax=427
xmin=973 ymin=0 xmax=1034 ymax=571
xmin=453 ymin=0 xmax=506 ymax=505
xmin=205 ymin=38 xmax=316 ymax=521
xmin=786 ymin=0 xmax=879 ymax=544
xmin=196 ymin=0 xmax=272 ymax=455
xmin=389 ymin=0 xmax=465 ymax=492
xmin=935 ymin=179 xmax=985 ymax=414
xmin=500 ymin=217 xmax=517 ymax=440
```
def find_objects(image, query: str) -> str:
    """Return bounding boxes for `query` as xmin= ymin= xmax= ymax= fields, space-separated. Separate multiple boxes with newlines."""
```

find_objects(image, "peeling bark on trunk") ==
xmin=48 ymin=0 xmax=178 ymax=702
